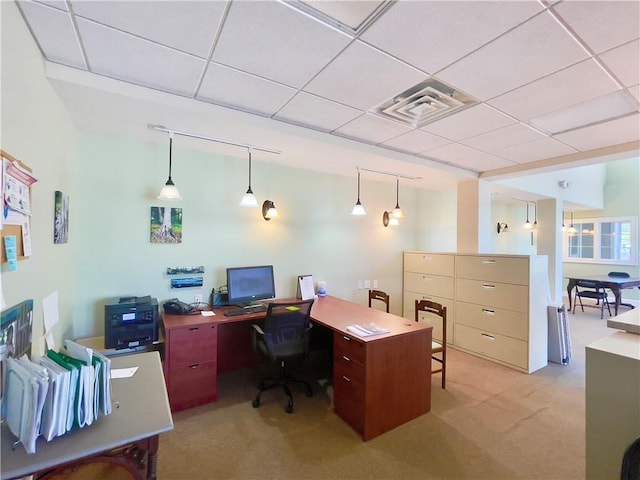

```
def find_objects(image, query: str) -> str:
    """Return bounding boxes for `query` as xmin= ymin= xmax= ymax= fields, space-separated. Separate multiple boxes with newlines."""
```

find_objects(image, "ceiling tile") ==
xmin=488 ymin=59 xmax=620 ymax=120
xmin=462 ymin=123 xmax=546 ymax=153
xmin=629 ymin=84 xmax=640 ymax=103
xmin=304 ymin=41 xmax=426 ymax=111
xmin=300 ymin=0 xmax=385 ymax=30
xmin=437 ymin=11 xmax=589 ymax=100
xmin=273 ymin=92 xmax=362 ymax=132
xmin=70 ymin=1 xmax=226 ymax=58
xmin=198 ymin=64 xmax=296 ymax=117
xmin=18 ymin=1 xmax=85 ymax=69
xmin=334 ymin=113 xmax=412 ymax=144
xmin=552 ymin=1 xmax=640 ymax=54
xmin=361 ymin=0 xmax=543 ymax=74
xmin=493 ymin=137 xmax=577 ymax=164
xmin=36 ymin=1 xmax=68 ymax=11
xmin=211 ymin=1 xmax=351 ymax=88
xmin=380 ymin=130 xmax=451 ymax=154
xmin=423 ymin=143 xmax=515 ymax=172
xmin=599 ymin=40 xmax=640 ymax=88
xmin=554 ymin=114 xmax=640 ymax=151
xmin=77 ymin=18 xmax=205 ymax=97
xmin=420 ymin=104 xmax=516 ymax=141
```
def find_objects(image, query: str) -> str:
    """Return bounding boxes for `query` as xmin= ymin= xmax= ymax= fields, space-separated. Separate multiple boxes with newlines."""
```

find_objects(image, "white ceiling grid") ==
xmin=14 ymin=0 xmax=640 ymax=193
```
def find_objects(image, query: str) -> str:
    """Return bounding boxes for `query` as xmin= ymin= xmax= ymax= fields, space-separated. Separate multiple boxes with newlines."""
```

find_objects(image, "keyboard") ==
xmin=224 ymin=304 xmax=268 ymax=317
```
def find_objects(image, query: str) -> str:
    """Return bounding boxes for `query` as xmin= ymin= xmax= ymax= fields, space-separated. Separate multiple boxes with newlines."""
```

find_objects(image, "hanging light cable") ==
xmin=392 ymin=176 xmax=405 ymax=219
xmin=157 ymin=131 xmax=182 ymax=200
xmin=350 ymin=167 xmax=366 ymax=216
xmin=533 ymin=201 xmax=538 ymax=229
xmin=523 ymin=201 xmax=532 ymax=229
xmin=568 ymin=210 xmax=577 ymax=234
xmin=562 ymin=209 xmax=567 ymax=231
xmin=239 ymin=148 xmax=258 ymax=207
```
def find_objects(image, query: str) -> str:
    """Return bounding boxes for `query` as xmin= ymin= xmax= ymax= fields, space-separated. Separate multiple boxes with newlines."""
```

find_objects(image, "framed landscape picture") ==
xmin=150 ymin=207 xmax=182 ymax=243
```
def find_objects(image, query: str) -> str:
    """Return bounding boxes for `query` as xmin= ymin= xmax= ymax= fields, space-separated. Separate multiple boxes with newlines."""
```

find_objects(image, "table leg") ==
xmin=611 ymin=287 xmax=621 ymax=316
xmin=146 ymin=435 xmax=159 ymax=480
xmin=567 ymin=279 xmax=577 ymax=312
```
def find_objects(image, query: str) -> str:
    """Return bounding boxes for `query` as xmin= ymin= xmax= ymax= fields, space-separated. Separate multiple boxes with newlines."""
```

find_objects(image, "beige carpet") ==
xmin=157 ymin=304 xmax=619 ymax=480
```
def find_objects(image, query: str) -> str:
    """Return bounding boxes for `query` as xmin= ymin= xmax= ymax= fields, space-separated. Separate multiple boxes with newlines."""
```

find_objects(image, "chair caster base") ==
xmin=252 ymin=398 xmax=260 ymax=408
xmin=285 ymin=403 xmax=293 ymax=414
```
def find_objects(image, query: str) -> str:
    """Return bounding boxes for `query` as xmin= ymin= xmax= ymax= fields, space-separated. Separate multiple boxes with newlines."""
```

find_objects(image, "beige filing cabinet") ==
xmin=403 ymin=252 xmax=455 ymax=345
xmin=403 ymin=252 xmax=549 ymax=373
xmin=586 ymin=321 xmax=640 ymax=479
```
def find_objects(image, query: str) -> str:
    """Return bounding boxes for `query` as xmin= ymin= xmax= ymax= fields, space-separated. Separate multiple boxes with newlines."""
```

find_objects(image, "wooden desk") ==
xmin=566 ymin=275 xmax=640 ymax=316
xmin=1 ymin=351 xmax=173 ymax=480
xmin=163 ymin=296 xmax=432 ymax=441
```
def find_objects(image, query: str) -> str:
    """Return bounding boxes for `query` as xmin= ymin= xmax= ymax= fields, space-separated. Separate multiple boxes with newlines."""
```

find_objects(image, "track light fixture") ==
xmin=157 ymin=131 xmax=182 ymax=200
xmin=239 ymin=148 xmax=258 ymax=208
xmin=350 ymin=167 xmax=366 ymax=216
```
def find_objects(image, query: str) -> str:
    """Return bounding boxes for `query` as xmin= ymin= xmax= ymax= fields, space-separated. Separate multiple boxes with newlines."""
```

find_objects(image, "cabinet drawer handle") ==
xmin=422 ymin=256 xmax=432 ymax=261
xmin=481 ymin=309 xmax=495 ymax=316
xmin=421 ymin=276 xmax=432 ymax=281
xmin=421 ymin=295 xmax=432 ymax=300
xmin=481 ymin=334 xmax=495 ymax=341
xmin=189 ymin=364 xmax=199 ymax=368
xmin=482 ymin=284 xmax=496 ymax=290
xmin=342 ymin=376 xmax=351 ymax=382
xmin=343 ymin=335 xmax=351 ymax=341
xmin=189 ymin=327 xmax=199 ymax=331
xmin=482 ymin=259 xmax=496 ymax=264
xmin=342 ymin=355 xmax=350 ymax=362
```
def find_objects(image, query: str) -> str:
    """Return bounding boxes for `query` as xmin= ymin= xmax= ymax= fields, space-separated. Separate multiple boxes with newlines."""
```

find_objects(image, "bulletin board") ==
xmin=1 ymin=150 xmax=36 ymax=263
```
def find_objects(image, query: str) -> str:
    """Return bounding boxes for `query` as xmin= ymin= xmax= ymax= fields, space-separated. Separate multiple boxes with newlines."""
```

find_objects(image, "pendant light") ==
xmin=157 ymin=131 xmax=182 ymax=200
xmin=523 ymin=202 xmax=532 ymax=229
xmin=533 ymin=201 xmax=538 ymax=229
xmin=562 ymin=209 xmax=567 ymax=231
xmin=239 ymin=148 xmax=258 ymax=207
xmin=392 ymin=176 xmax=404 ymax=219
xmin=568 ymin=210 xmax=577 ymax=235
xmin=350 ymin=167 xmax=366 ymax=216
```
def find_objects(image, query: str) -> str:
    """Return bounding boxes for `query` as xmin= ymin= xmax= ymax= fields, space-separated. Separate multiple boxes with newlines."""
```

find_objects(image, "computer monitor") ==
xmin=226 ymin=265 xmax=276 ymax=307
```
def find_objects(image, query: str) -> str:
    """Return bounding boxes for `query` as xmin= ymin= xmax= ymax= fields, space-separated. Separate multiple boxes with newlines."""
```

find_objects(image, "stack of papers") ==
xmin=3 ymin=340 xmax=112 ymax=454
xmin=346 ymin=322 xmax=390 ymax=337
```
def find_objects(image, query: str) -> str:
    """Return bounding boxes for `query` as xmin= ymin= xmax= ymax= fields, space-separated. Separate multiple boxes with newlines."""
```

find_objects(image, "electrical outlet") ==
xmin=357 ymin=280 xmax=363 ymax=290
xmin=194 ymin=294 xmax=203 ymax=304
xmin=373 ymin=279 xmax=378 ymax=288
xmin=364 ymin=280 xmax=371 ymax=289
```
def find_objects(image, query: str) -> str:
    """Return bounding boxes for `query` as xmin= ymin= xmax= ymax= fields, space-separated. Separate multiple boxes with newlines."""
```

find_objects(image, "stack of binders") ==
xmin=3 ymin=340 xmax=111 ymax=454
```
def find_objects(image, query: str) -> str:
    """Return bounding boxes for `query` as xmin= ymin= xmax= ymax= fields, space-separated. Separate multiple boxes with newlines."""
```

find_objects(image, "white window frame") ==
xmin=563 ymin=216 xmax=638 ymax=265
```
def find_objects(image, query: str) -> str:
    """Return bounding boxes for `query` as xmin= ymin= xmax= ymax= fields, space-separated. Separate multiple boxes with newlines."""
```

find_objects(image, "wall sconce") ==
xmin=350 ymin=167 xmax=366 ymax=216
xmin=239 ymin=148 xmax=258 ymax=207
xmin=157 ymin=131 xmax=182 ymax=200
xmin=497 ymin=222 xmax=509 ymax=234
xmin=262 ymin=200 xmax=278 ymax=221
xmin=382 ymin=211 xmax=399 ymax=227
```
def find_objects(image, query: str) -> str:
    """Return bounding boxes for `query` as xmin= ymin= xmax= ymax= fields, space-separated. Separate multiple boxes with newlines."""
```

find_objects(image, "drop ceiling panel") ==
xmin=380 ymin=130 xmax=451 ymax=154
xmin=304 ymin=41 xmax=426 ymax=111
xmin=462 ymin=123 xmax=546 ymax=153
xmin=69 ymin=1 xmax=226 ymax=58
xmin=488 ymin=59 xmax=621 ymax=121
xmin=198 ymin=64 xmax=296 ymax=117
xmin=425 ymin=143 xmax=515 ymax=172
xmin=552 ymin=1 xmax=640 ymax=54
xmin=630 ymin=84 xmax=640 ymax=103
xmin=554 ymin=114 xmax=640 ymax=151
xmin=493 ymin=137 xmax=577 ymax=164
xmin=599 ymin=40 xmax=640 ymax=88
xmin=211 ymin=1 xmax=351 ymax=88
xmin=437 ymin=11 xmax=590 ymax=100
xmin=37 ymin=1 xmax=68 ymax=11
xmin=18 ymin=1 xmax=85 ymax=69
xmin=334 ymin=113 xmax=412 ymax=144
xmin=299 ymin=0 xmax=385 ymax=30
xmin=273 ymin=92 xmax=362 ymax=132
xmin=420 ymin=104 xmax=516 ymax=141
xmin=360 ymin=0 xmax=543 ymax=74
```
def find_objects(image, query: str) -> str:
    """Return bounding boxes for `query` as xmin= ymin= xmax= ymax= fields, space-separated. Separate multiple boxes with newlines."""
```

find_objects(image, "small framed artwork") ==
xmin=54 ymin=190 xmax=69 ymax=244
xmin=150 ymin=206 xmax=182 ymax=243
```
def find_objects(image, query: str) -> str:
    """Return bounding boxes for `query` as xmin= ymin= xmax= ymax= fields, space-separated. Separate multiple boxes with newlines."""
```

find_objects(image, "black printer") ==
xmin=104 ymin=296 xmax=158 ymax=349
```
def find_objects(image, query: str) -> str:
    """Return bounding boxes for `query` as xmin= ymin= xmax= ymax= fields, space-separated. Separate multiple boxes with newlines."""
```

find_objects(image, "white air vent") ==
xmin=376 ymin=78 xmax=477 ymax=127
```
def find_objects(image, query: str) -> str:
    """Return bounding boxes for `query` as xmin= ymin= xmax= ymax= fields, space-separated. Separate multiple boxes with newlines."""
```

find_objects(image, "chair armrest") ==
xmin=252 ymin=324 xmax=265 ymax=335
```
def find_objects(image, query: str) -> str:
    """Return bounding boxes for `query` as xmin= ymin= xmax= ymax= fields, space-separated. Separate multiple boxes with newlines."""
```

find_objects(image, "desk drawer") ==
xmin=404 ymin=252 xmax=454 ymax=276
xmin=334 ymin=352 xmax=365 ymax=386
xmin=404 ymin=271 xmax=454 ymax=298
xmin=455 ymin=324 xmax=527 ymax=369
xmin=456 ymin=255 xmax=529 ymax=285
xmin=456 ymin=301 xmax=528 ymax=340
xmin=333 ymin=372 xmax=364 ymax=435
xmin=168 ymin=323 xmax=217 ymax=367
xmin=168 ymin=360 xmax=217 ymax=411
xmin=334 ymin=331 xmax=365 ymax=364
xmin=456 ymin=278 xmax=528 ymax=313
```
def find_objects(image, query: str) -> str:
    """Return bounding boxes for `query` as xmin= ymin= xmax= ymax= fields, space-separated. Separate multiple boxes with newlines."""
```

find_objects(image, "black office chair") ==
xmin=368 ymin=289 xmax=390 ymax=313
xmin=621 ymin=436 xmax=640 ymax=480
xmin=415 ymin=300 xmax=447 ymax=389
xmin=573 ymin=279 xmax=612 ymax=319
xmin=250 ymin=299 xmax=314 ymax=413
